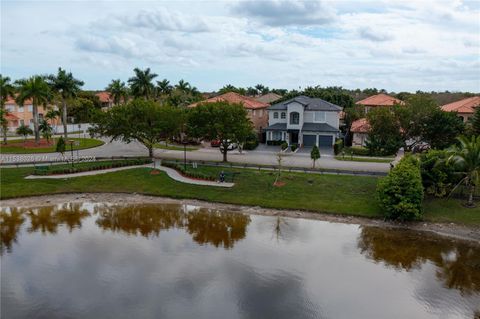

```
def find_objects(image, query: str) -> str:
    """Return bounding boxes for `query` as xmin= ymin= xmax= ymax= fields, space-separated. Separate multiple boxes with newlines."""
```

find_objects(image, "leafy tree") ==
xmin=246 ymin=87 xmax=258 ymax=96
xmin=1 ymin=75 xmax=16 ymax=144
xmin=39 ymin=119 xmax=53 ymax=144
xmin=419 ymin=150 xmax=459 ymax=197
xmin=447 ymin=135 xmax=480 ymax=207
xmin=175 ymin=79 xmax=191 ymax=93
xmin=16 ymin=124 xmax=33 ymax=145
xmin=156 ymin=79 xmax=173 ymax=98
xmin=91 ymin=99 xmax=181 ymax=158
xmin=366 ymin=107 xmax=402 ymax=156
xmin=422 ymin=110 xmax=464 ymax=149
xmin=56 ymin=136 xmax=66 ymax=154
xmin=310 ymin=145 xmax=320 ymax=168
xmin=45 ymin=109 xmax=61 ymax=132
xmin=128 ymin=67 xmax=157 ymax=99
xmin=377 ymin=156 xmax=424 ymax=221
xmin=15 ymin=76 xmax=52 ymax=144
xmin=68 ymin=98 xmax=98 ymax=123
xmin=106 ymin=79 xmax=128 ymax=105
xmin=255 ymin=84 xmax=269 ymax=95
xmin=47 ymin=67 xmax=84 ymax=140
xmin=187 ymin=101 xmax=253 ymax=162
xmin=469 ymin=107 xmax=480 ymax=136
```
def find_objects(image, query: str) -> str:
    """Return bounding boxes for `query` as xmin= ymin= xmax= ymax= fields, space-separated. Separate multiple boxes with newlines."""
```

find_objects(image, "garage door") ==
xmin=303 ymin=134 xmax=316 ymax=147
xmin=318 ymin=135 xmax=333 ymax=147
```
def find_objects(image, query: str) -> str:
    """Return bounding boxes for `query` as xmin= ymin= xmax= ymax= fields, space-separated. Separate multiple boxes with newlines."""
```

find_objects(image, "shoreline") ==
xmin=2 ymin=192 xmax=479 ymax=244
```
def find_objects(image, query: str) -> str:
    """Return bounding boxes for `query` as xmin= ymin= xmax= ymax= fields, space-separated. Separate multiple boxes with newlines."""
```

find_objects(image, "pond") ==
xmin=1 ymin=203 xmax=479 ymax=319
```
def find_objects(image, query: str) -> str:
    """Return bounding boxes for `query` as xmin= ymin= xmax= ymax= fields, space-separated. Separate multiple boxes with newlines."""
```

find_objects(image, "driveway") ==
xmin=1 ymin=138 xmax=390 ymax=173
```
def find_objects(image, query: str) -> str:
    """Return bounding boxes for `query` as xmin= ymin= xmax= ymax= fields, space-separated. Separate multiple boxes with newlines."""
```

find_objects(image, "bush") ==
xmin=162 ymin=161 xmax=216 ymax=181
xmin=267 ymin=140 xmax=285 ymax=146
xmin=348 ymin=147 xmax=370 ymax=156
xmin=40 ymin=158 xmax=152 ymax=176
xmin=290 ymin=144 xmax=298 ymax=152
xmin=281 ymin=142 xmax=288 ymax=150
xmin=244 ymin=132 xmax=259 ymax=150
xmin=377 ymin=156 xmax=424 ymax=221
xmin=334 ymin=139 xmax=343 ymax=155
xmin=419 ymin=150 xmax=459 ymax=197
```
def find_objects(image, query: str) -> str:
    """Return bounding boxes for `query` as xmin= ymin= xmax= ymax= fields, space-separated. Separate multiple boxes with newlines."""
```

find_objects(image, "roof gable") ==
xmin=189 ymin=92 xmax=269 ymax=109
xmin=356 ymin=93 xmax=404 ymax=107
xmin=441 ymin=96 xmax=480 ymax=114
xmin=269 ymin=95 xmax=342 ymax=112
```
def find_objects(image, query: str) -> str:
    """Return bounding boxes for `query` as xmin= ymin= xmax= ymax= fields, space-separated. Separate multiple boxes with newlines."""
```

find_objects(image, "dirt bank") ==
xmin=2 ymin=193 xmax=479 ymax=244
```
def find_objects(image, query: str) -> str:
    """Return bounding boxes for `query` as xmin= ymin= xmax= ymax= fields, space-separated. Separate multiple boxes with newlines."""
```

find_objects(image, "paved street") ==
xmin=1 ymin=138 xmax=393 ymax=173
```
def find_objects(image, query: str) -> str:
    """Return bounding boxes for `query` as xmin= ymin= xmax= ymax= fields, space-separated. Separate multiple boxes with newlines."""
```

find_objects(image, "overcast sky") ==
xmin=1 ymin=0 xmax=479 ymax=92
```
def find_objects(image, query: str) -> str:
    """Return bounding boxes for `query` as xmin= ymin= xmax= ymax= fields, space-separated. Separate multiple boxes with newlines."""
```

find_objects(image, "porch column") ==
xmin=315 ymin=134 xmax=319 ymax=147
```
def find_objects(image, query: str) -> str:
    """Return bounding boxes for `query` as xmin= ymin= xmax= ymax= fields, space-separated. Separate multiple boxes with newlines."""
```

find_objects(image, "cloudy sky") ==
xmin=1 ymin=0 xmax=479 ymax=92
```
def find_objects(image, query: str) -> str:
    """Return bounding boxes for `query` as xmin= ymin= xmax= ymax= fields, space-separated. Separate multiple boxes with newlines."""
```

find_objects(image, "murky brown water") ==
xmin=1 ymin=203 xmax=479 ymax=319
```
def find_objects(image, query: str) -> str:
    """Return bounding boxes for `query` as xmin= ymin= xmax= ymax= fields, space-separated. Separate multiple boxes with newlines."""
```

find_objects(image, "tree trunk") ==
xmin=468 ymin=185 xmax=475 ymax=207
xmin=62 ymin=98 xmax=68 ymax=140
xmin=313 ymin=160 xmax=315 ymax=169
xmin=2 ymin=125 xmax=7 ymax=145
xmin=32 ymin=103 xmax=40 ymax=144
xmin=222 ymin=149 xmax=228 ymax=162
xmin=148 ymin=146 xmax=154 ymax=158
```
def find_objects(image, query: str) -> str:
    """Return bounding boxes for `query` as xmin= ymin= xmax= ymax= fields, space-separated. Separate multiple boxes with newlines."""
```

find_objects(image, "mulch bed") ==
xmin=6 ymin=139 xmax=55 ymax=148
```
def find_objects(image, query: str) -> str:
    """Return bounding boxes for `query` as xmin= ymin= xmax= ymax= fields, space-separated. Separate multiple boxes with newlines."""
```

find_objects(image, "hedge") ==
xmin=34 ymin=159 xmax=152 ymax=176
xmin=376 ymin=156 xmax=424 ymax=221
xmin=162 ymin=162 xmax=217 ymax=181
xmin=334 ymin=139 xmax=343 ymax=155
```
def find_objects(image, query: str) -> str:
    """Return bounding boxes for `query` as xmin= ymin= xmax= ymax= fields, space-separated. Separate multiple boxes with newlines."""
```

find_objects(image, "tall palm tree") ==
xmin=47 ymin=68 xmax=84 ymax=140
xmin=106 ymin=79 xmax=128 ymax=105
xmin=128 ymin=68 xmax=157 ymax=100
xmin=0 ymin=75 xmax=16 ymax=144
xmin=447 ymin=135 xmax=480 ymax=207
xmin=156 ymin=79 xmax=172 ymax=97
xmin=15 ymin=76 xmax=52 ymax=144
xmin=175 ymin=79 xmax=191 ymax=93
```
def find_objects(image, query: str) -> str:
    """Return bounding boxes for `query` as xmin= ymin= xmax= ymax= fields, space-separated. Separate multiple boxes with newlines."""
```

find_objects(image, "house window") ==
xmin=18 ymin=105 xmax=24 ymax=112
xmin=315 ymin=111 xmax=326 ymax=122
xmin=281 ymin=112 xmax=286 ymax=119
xmin=274 ymin=112 xmax=278 ymax=119
xmin=20 ymin=120 xmax=24 ymax=126
xmin=273 ymin=131 xmax=282 ymax=140
xmin=28 ymin=105 xmax=33 ymax=112
xmin=6 ymin=105 xmax=15 ymax=112
xmin=290 ymin=112 xmax=300 ymax=125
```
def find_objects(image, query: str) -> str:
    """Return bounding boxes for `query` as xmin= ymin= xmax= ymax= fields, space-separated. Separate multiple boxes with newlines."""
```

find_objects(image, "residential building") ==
xmin=264 ymin=95 xmax=341 ymax=148
xmin=3 ymin=97 xmax=54 ymax=132
xmin=255 ymin=93 xmax=282 ymax=104
xmin=189 ymin=92 xmax=269 ymax=137
xmin=96 ymin=91 xmax=114 ymax=110
xmin=441 ymin=96 xmax=480 ymax=123
xmin=350 ymin=93 xmax=404 ymax=147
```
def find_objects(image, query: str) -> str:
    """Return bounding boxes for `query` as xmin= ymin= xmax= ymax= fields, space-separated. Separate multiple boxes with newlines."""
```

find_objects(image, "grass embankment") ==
xmin=1 ymin=165 xmax=478 ymax=225
xmin=334 ymin=156 xmax=393 ymax=163
xmin=0 ymin=138 xmax=104 ymax=154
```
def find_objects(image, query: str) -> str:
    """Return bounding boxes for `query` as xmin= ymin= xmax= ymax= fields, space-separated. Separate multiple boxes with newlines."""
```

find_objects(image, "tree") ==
xmin=447 ymin=136 xmax=480 ymax=207
xmin=91 ymin=99 xmax=181 ymax=158
xmin=1 ymin=75 xmax=16 ymax=144
xmin=366 ymin=107 xmax=403 ymax=156
xmin=311 ymin=145 xmax=320 ymax=168
xmin=422 ymin=110 xmax=464 ymax=149
xmin=470 ymin=107 xmax=480 ymax=136
xmin=39 ymin=119 xmax=53 ymax=144
xmin=187 ymin=101 xmax=253 ymax=162
xmin=47 ymin=67 xmax=84 ymax=140
xmin=377 ymin=156 xmax=424 ymax=221
xmin=175 ymin=79 xmax=190 ymax=93
xmin=128 ymin=67 xmax=157 ymax=99
xmin=156 ymin=79 xmax=172 ymax=99
xmin=56 ymin=136 xmax=66 ymax=154
xmin=68 ymin=98 xmax=97 ymax=123
xmin=45 ymin=109 xmax=60 ymax=133
xmin=16 ymin=124 xmax=33 ymax=145
xmin=15 ymin=76 xmax=52 ymax=144
xmin=106 ymin=79 xmax=128 ymax=105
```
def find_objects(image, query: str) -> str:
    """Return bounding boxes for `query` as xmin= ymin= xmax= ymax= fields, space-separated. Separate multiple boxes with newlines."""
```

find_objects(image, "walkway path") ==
xmin=24 ymin=162 xmax=235 ymax=188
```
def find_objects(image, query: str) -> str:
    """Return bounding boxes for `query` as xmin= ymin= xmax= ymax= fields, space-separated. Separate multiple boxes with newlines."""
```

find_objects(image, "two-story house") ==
xmin=4 ymin=97 xmax=55 ymax=132
xmin=441 ymin=96 xmax=480 ymax=123
xmin=264 ymin=96 xmax=341 ymax=148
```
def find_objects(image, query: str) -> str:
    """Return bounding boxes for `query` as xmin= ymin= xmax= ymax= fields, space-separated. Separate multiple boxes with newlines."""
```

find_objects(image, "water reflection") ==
xmin=358 ymin=226 xmax=480 ymax=295
xmin=0 ymin=208 xmax=26 ymax=254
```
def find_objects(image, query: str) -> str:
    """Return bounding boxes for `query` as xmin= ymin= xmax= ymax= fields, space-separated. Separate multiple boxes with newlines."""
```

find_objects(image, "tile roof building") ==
xmin=441 ymin=96 xmax=480 ymax=123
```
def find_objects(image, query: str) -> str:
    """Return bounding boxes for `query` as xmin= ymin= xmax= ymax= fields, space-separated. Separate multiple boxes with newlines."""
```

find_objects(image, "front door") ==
xmin=290 ymin=132 xmax=299 ymax=144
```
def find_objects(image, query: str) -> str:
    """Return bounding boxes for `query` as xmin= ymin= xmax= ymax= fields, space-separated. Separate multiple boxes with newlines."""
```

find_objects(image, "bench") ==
xmin=221 ymin=172 xmax=238 ymax=183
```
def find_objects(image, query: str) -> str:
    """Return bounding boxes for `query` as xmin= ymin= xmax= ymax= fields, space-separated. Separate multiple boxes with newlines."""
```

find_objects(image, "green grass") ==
xmin=1 ymin=165 xmax=479 ymax=225
xmin=0 ymin=138 xmax=104 ymax=154
xmin=335 ymin=156 xmax=392 ymax=163
xmin=154 ymin=143 xmax=199 ymax=151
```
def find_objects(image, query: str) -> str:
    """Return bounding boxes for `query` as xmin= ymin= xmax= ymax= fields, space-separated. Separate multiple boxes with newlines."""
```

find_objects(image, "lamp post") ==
xmin=68 ymin=140 xmax=75 ymax=169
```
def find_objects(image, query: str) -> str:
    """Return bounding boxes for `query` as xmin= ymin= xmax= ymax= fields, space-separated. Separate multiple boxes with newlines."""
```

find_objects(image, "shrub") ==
xmin=56 ymin=136 xmax=66 ymax=154
xmin=267 ymin=140 xmax=285 ymax=146
xmin=162 ymin=161 xmax=216 ymax=181
xmin=377 ymin=156 xmax=424 ymax=221
xmin=419 ymin=150 xmax=459 ymax=197
xmin=349 ymin=147 xmax=370 ymax=156
xmin=290 ymin=144 xmax=298 ymax=152
xmin=334 ymin=139 xmax=343 ymax=155
xmin=281 ymin=142 xmax=288 ymax=150
xmin=244 ymin=132 xmax=259 ymax=150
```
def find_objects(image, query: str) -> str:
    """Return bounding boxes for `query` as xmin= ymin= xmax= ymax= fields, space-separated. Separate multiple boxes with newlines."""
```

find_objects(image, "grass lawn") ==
xmin=335 ymin=156 xmax=392 ymax=163
xmin=154 ymin=143 xmax=199 ymax=151
xmin=0 ymin=138 xmax=104 ymax=154
xmin=1 ymin=165 xmax=478 ymax=225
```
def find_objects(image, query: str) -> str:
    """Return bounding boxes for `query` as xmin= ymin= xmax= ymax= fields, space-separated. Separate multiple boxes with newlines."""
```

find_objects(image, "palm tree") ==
xmin=128 ymin=67 xmax=157 ymax=99
xmin=47 ymin=68 xmax=84 ymax=140
xmin=39 ymin=119 xmax=53 ymax=144
xmin=15 ymin=76 xmax=51 ymax=144
xmin=0 ymin=75 xmax=16 ymax=144
xmin=447 ymin=135 xmax=480 ymax=207
xmin=16 ymin=124 xmax=33 ymax=145
xmin=106 ymin=79 xmax=128 ymax=105
xmin=175 ymin=79 xmax=191 ymax=93
xmin=156 ymin=79 xmax=172 ymax=97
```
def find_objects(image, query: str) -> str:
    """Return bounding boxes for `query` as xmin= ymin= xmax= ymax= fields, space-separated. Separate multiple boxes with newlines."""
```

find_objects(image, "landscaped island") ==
xmin=2 ymin=165 xmax=478 ymax=226
xmin=0 ymin=137 xmax=103 ymax=154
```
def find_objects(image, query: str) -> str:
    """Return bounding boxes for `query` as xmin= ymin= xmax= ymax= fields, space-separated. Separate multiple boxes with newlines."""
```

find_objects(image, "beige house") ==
xmin=441 ymin=96 xmax=480 ymax=123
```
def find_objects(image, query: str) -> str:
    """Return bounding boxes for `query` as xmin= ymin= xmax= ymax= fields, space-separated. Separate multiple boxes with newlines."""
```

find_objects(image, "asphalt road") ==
xmin=1 ymin=138 xmax=393 ymax=173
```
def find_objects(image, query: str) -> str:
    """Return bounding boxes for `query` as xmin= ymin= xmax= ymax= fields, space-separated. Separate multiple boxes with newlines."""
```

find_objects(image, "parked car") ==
xmin=210 ymin=139 xmax=221 ymax=147
xmin=211 ymin=139 xmax=237 ymax=150
xmin=412 ymin=142 xmax=430 ymax=154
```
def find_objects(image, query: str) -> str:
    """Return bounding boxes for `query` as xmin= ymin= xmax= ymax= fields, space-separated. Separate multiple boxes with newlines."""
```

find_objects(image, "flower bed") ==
xmin=162 ymin=162 xmax=217 ymax=181
xmin=34 ymin=159 xmax=152 ymax=176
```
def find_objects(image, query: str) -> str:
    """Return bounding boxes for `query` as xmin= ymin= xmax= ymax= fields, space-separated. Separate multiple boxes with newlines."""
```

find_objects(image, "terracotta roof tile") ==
xmin=189 ymin=92 xmax=269 ymax=109
xmin=5 ymin=113 xmax=19 ymax=121
xmin=441 ymin=96 xmax=480 ymax=114
xmin=5 ymin=96 xmax=33 ymax=105
xmin=95 ymin=91 xmax=113 ymax=103
xmin=356 ymin=93 xmax=404 ymax=107
xmin=255 ymin=93 xmax=282 ymax=104
xmin=350 ymin=118 xmax=370 ymax=133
